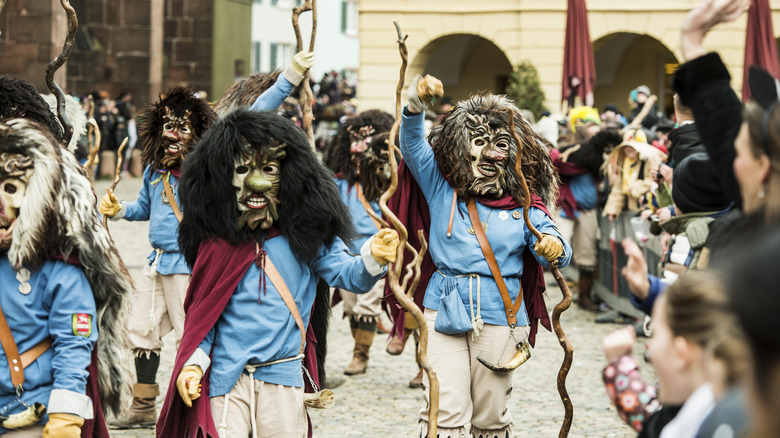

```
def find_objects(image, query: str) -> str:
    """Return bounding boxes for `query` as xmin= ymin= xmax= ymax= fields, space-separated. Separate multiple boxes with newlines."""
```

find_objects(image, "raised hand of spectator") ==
xmin=681 ymin=0 xmax=749 ymax=61
xmin=621 ymin=238 xmax=650 ymax=300
xmin=602 ymin=325 xmax=637 ymax=363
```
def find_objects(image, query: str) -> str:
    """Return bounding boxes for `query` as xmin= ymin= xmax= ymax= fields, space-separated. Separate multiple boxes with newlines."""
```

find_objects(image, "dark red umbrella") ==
xmin=562 ymin=0 xmax=597 ymax=108
xmin=743 ymin=0 xmax=780 ymax=101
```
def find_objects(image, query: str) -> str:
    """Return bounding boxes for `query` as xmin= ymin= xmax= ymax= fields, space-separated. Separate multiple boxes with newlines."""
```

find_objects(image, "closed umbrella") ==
xmin=742 ymin=0 xmax=780 ymax=101
xmin=561 ymin=0 xmax=597 ymax=108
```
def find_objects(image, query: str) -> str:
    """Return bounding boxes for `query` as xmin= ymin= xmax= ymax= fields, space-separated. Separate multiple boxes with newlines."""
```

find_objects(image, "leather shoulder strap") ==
xmin=467 ymin=199 xmax=523 ymax=327
xmin=355 ymin=183 xmax=382 ymax=231
xmin=0 ymin=305 xmax=25 ymax=389
xmin=163 ymin=174 xmax=183 ymax=223
xmin=263 ymin=257 xmax=306 ymax=355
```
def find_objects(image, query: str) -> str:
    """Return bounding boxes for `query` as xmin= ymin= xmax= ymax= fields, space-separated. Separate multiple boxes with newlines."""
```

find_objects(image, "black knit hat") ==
xmin=672 ymin=153 xmax=732 ymax=214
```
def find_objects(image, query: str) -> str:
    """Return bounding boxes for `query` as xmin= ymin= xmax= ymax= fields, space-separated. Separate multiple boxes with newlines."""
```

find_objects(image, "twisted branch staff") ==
xmin=507 ymin=109 xmax=574 ymax=438
xmin=45 ymin=0 xmax=78 ymax=147
xmin=291 ymin=0 xmax=317 ymax=149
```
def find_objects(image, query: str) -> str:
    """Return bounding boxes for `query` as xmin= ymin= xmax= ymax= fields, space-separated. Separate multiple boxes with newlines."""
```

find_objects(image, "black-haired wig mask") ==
xmin=233 ymin=139 xmax=286 ymax=230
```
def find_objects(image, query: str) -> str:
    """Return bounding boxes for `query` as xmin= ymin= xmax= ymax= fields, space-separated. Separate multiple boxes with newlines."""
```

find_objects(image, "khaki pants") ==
xmin=3 ymin=425 xmax=44 ymax=437
xmin=210 ymin=372 xmax=306 ymax=438
xmin=340 ymin=278 xmax=384 ymax=319
xmin=556 ymin=208 xmax=599 ymax=270
xmin=420 ymin=309 xmax=528 ymax=437
xmin=126 ymin=264 xmax=190 ymax=353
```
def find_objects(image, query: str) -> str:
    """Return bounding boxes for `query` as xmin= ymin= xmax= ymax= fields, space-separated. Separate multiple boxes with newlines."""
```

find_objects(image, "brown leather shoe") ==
xmin=109 ymin=383 xmax=159 ymax=429
xmin=408 ymin=368 xmax=423 ymax=388
xmin=386 ymin=329 xmax=412 ymax=356
xmin=344 ymin=342 xmax=371 ymax=375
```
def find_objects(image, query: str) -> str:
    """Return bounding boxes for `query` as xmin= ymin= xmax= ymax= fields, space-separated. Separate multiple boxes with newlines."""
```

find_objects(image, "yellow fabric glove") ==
xmin=290 ymin=51 xmax=315 ymax=75
xmin=534 ymin=234 xmax=564 ymax=262
xmin=43 ymin=413 xmax=84 ymax=438
xmin=177 ymin=365 xmax=203 ymax=408
xmin=406 ymin=74 xmax=444 ymax=114
xmin=99 ymin=189 xmax=121 ymax=218
xmin=370 ymin=229 xmax=400 ymax=265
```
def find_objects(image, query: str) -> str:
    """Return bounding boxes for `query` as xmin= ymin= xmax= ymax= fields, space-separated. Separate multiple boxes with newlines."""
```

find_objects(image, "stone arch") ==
xmin=407 ymin=33 xmax=513 ymax=106
xmin=591 ymin=32 xmax=679 ymax=117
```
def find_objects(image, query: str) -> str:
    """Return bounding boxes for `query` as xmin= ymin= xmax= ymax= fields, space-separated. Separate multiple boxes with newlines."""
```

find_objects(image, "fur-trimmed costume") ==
xmin=0 ymin=119 xmax=133 ymax=436
xmin=325 ymin=110 xmax=395 ymax=375
xmin=157 ymin=108 xmax=386 ymax=438
xmin=401 ymin=94 xmax=571 ymax=437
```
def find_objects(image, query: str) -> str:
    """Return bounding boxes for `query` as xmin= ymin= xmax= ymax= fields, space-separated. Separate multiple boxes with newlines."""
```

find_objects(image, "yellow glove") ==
xmin=370 ymin=229 xmax=400 ymax=265
xmin=99 ymin=189 xmax=121 ymax=218
xmin=177 ymin=365 xmax=203 ymax=407
xmin=290 ymin=51 xmax=315 ymax=75
xmin=43 ymin=413 xmax=84 ymax=438
xmin=534 ymin=234 xmax=564 ymax=262
xmin=406 ymin=74 xmax=444 ymax=114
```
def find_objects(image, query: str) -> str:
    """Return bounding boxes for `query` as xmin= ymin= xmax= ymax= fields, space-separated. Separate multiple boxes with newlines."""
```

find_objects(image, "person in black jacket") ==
xmin=666 ymin=94 xmax=706 ymax=167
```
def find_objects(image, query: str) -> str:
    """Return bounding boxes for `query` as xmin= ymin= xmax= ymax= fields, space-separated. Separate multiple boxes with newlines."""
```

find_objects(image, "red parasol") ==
xmin=561 ymin=0 xmax=597 ymax=108
xmin=742 ymin=0 xmax=780 ymax=101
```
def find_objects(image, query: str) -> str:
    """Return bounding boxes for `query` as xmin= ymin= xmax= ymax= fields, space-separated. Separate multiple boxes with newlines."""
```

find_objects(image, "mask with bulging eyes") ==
xmin=159 ymin=106 xmax=195 ymax=168
xmin=466 ymin=114 xmax=513 ymax=198
xmin=233 ymin=140 xmax=286 ymax=230
xmin=0 ymin=153 xmax=34 ymax=250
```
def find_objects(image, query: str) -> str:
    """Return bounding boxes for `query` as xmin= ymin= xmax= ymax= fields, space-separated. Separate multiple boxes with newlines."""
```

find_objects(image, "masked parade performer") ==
xmin=156 ymin=108 xmax=399 ymax=438
xmin=0 ymin=118 xmax=133 ymax=437
xmin=401 ymin=76 xmax=571 ymax=437
xmin=100 ymin=51 xmax=315 ymax=428
xmin=324 ymin=109 xmax=395 ymax=376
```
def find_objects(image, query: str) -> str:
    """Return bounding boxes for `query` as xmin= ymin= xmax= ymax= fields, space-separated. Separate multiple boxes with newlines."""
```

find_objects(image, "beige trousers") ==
xmin=420 ymin=309 xmax=528 ymax=437
xmin=340 ymin=278 xmax=384 ymax=319
xmin=210 ymin=372 xmax=306 ymax=438
xmin=3 ymin=425 xmax=44 ymax=437
xmin=126 ymin=264 xmax=190 ymax=353
xmin=556 ymin=208 xmax=599 ymax=269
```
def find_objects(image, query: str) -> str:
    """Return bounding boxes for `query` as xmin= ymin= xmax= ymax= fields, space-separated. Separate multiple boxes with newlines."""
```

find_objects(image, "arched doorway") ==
xmin=593 ymin=33 xmax=679 ymax=118
xmin=409 ymin=34 xmax=512 ymax=105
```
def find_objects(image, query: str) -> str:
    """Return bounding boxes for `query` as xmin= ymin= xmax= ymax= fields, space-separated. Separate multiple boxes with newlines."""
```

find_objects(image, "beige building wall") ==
xmin=358 ymin=0 xmax=769 ymax=115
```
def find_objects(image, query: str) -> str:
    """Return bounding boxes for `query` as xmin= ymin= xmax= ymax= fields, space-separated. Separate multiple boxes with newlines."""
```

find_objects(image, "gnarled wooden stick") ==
xmin=102 ymin=138 xmax=128 ymax=237
xmin=373 ymin=20 xmax=439 ymax=437
xmin=84 ymin=118 xmax=101 ymax=179
xmin=291 ymin=0 xmax=317 ymax=150
xmin=45 ymin=0 xmax=78 ymax=146
xmin=507 ymin=109 xmax=573 ymax=437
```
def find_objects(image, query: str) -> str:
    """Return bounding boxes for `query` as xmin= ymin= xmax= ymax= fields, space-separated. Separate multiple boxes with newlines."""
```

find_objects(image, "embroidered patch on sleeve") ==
xmin=72 ymin=313 xmax=92 ymax=337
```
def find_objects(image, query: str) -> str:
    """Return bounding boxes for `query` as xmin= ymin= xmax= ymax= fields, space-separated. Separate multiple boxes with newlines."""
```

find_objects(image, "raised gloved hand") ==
xmin=43 ymin=413 xmax=84 ymax=438
xmin=176 ymin=365 xmax=203 ymax=408
xmin=370 ymin=229 xmax=400 ymax=265
xmin=534 ymin=234 xmax=564 ymax=262
xmin=284 ymin=51 xmax=315 ymax=86
xmin=99 ymin=189 xmax=121 ymax=218
xmin=406 ymin=74 xmax=444 ymax=114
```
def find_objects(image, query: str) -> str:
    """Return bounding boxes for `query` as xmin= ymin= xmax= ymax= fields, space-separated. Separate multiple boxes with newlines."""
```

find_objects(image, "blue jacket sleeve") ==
xmin=249 ymin=75 xmax=295 ymax=112
xmin=525 ymin=207 xmax=572 ymax=269
xmin=123 ymin=166 xmax=152 ymax=221
xmin=399 ymin=108 xmax=446 ymax=201
xmin=311 ymin=238 xmax=383 ymax=293
xmin=46 ymin=264 xmax=98 ymax=395
xmin=630 ymin=274 xmax=666 ymax=315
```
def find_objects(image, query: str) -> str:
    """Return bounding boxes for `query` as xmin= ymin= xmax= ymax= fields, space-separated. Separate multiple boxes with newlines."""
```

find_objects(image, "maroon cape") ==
xmin=383 ymin=161 xmax=553 ymax=347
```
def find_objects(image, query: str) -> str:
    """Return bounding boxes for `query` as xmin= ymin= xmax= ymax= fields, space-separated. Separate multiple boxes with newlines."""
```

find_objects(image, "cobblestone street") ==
xmin=98 ymin=175 xmax=651 ymax=438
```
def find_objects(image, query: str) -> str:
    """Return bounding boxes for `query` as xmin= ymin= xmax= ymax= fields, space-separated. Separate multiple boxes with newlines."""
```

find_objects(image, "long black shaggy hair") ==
xmin=324 ymin=109 xmax=394 ymax=184
xmin=213 ymin=71 xmax=281 ymax=117
xmin=138 ymin=87 xmax=216 ymax=169
xmin=178 ymin=107 xmax=354 ymax=266
xmin=356 ymin=131 xmax=400 ymax=202
xmin=429 ymin=94 xmax=559 ymax=209
xmin=561 ymin=129 xmax=623 ymax=176
xmin=0 ymin=75 xmax=63 ymax=143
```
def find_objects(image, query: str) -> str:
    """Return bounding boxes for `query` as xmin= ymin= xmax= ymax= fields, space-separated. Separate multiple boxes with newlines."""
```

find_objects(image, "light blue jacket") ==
xmin=334 ymin=178 xmax=382 ymax=254
xmin=400 ymin=109 xmax=571 ymax=328
xmin=0 ymin=257 xmax=97 ymax=431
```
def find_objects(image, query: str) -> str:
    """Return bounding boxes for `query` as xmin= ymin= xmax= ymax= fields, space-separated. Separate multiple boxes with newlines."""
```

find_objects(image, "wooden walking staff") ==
xmin=506 ymin=109 xmax=574 ymax=438
xmin=376 ymin=20 xmax=440 ymax=437
xmin=291 ymin=0 xmax=317 ymax=150
xmin=45 ymin=0 xmax=78 ymax=147
xmin=83 ymin=97 xmax=102 ymax=179
xmin=102 ymin=138 xmax=128 ymax=237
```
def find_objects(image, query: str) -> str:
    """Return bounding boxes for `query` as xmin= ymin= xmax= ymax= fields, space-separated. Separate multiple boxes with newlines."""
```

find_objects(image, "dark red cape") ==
xmin=383 ymin=161 xmax=553 ymax=347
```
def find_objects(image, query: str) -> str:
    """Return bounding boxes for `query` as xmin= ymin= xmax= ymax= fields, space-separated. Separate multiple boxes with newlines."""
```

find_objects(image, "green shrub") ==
xmin=505 ymin=60 xmax=546 ymax=120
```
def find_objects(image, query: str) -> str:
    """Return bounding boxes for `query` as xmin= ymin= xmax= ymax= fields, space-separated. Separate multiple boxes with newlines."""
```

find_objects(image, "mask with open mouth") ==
xmin=233 ymin=140 xmax=286 ymax=230
xmin=356 ymin=131 xmax=399 ymax=202
xmin=159 ymin=107 xmax=194 ymax=168
xmin=466 ymin=114 xmax=512 ymax=198
xmin=0 ymin=152 xmax=33 ymax=250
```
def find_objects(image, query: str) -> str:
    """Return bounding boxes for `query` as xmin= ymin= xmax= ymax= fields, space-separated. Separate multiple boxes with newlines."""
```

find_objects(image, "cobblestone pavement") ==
xmin=98 ymin=175 xmax=653 ymax=437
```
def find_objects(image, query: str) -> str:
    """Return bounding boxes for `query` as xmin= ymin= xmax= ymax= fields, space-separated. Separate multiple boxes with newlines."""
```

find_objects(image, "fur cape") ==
xmin=560 ymin=129 xmax=623 ymax=176
xmin=0 ymin=119 xmax=133 ymax=416
xmin=138 ymin=87 xmax=216 ymax=169
xmin=429 ymin=93 xmax=559 ymax=210
xmin=0 ymin=75 xmax=64 ymax=145
xmin=213 ymin=71 xmax=281 ymax=117
xmin=324 ymin=109 xmax=394 ymax=185
xmin=41 ymin=94 xmax=88 ymax=154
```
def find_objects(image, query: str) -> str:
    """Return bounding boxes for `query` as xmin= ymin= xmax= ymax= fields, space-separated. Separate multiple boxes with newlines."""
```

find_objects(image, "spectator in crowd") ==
xmin=601 ymin=103 xmax=628 ymax=128
xmin=628 ymin=85 xmax=660 ymax=130
xmin=666 ymin=94 xmax=706 ymax=167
